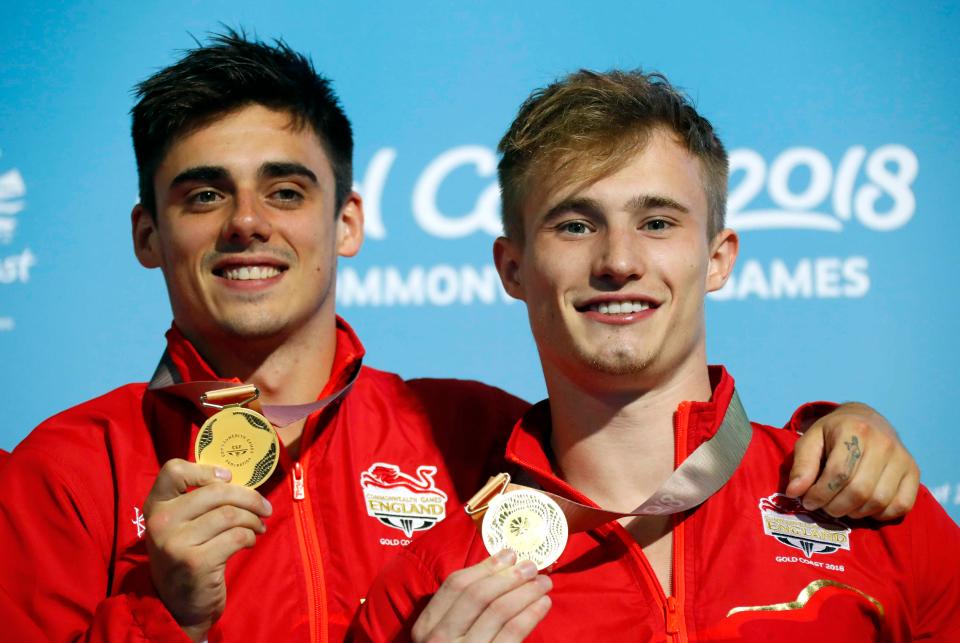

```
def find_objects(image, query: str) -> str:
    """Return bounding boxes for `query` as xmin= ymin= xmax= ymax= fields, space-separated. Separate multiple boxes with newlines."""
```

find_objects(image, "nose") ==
xmin=593 ymin=226 xmax=644 ymax=285
xmin=221 ymin=191 xmax=272 ymax=246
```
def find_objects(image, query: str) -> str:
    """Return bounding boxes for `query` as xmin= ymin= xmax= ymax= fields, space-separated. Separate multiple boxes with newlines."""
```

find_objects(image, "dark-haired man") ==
xmin=0 ymin=34 xmax=522 ymax=642
xmin=0 ymin=36 xmax=923 ymax=643
xmin=355 ymin=70 xmax=960 ymax=641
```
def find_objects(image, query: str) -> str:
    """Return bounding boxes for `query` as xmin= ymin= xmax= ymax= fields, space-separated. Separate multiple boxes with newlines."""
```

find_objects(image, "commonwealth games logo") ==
xmin=0 ymin=152 xmax=25 ymax=245
xmin=759 ymin=493 xmax=851 ymax=558
xmin=360 ymin=462 xmax=448 ymax=537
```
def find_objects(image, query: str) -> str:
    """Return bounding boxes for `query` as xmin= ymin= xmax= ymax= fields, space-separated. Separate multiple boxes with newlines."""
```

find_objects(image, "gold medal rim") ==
xmin=194 ymin=407 xmax=279 ymax=489
xmin=481 ymin=488 xmax=568 ymax=570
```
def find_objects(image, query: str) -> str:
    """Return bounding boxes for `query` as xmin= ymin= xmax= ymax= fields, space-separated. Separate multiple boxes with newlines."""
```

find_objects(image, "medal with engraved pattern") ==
xmin=481 ymin=488 xmax=568 ymax=570
xmin=194 ymin=385 xmax=279 ymax=489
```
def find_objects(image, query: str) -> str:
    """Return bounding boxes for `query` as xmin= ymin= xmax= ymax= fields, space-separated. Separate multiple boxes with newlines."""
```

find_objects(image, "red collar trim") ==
xmin=164 ymin=324 xmax=223 ymax=383
xmin=322 ymin=316 xmax=366 ymax=398
xmin=162 ymin=316 xmax=366 ymax=399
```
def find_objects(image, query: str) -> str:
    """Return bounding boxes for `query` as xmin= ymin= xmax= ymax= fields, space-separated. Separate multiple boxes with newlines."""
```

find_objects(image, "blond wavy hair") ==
xmin=497 ymin=69 xmax=728 ymax=242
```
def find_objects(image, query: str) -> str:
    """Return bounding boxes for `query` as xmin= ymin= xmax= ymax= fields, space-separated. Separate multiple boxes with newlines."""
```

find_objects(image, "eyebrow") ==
xmin=540 ymin=193 xmax=689 ymax=224
xmin=169 ymin=166 xmax=229 ymax=189
xmin=259 ymin=161 xmax=318 ymax=184
xmin=168 ymin=162 xmax=319 ymax=190
xmin=624 ymin=194 xmax=689 ymax=214
xmin=541 ymin=197 xmax=605 ymax=224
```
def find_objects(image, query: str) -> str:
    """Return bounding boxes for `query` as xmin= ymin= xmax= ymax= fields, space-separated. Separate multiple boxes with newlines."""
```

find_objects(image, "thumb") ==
xmin=786 ymin=422 xmax=825 ymax=498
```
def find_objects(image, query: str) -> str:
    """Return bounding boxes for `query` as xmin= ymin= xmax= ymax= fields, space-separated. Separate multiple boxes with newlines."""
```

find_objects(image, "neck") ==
xmin=183 ymin=314 xmax=338 ymax=407
xmin=547 ymin=353 xmax=712 ymax=510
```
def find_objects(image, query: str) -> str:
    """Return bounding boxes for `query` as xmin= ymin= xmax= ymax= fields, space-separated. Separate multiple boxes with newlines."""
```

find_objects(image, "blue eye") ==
xmin=644 ymin=219 xmax=671 ymax=231
xmin=560 ymin=221 xmax=590 ymax=234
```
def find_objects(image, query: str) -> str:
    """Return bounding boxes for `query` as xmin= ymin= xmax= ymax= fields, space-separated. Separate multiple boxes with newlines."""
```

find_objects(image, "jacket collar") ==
xmin=504 ymin=365 xmax=737 ymax=497
xmin=162 ymin=315 xmax=366 ymax=400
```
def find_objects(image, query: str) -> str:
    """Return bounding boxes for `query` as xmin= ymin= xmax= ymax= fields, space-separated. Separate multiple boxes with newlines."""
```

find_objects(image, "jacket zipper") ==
xmin=667 ymin=402 xmax=691 ymax=642
xmin=506 ymin=403 xmax=695 ymax=641
xmin=665 ymin=596 xmax=681 ymax=638
xmin=292 ymin=459 xmax=329 ymax=643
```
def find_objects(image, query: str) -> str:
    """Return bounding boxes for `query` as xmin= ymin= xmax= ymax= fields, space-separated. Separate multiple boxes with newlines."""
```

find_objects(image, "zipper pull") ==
xmin=292 ymin=462 xmax=305 ymax=501
xmin=665 ymin=595 xmax=680 ymax=635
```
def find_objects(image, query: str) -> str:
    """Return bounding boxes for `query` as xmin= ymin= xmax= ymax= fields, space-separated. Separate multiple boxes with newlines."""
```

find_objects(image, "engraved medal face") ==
xmin=195 ymin=407 xmax=279 ymax=488
xmin=481 ymin=489 xmax=568 ymax=570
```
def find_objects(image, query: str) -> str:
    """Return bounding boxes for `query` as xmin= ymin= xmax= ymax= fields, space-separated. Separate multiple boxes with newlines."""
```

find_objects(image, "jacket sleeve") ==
xmin=909 ymin=487 xmax=960 ymax=641
xmin=785 ymin=401 xmax=839 ymax=434
xmin=0 ymin=440 xmax=190 ymax=642
xmin=352 ymin=548 xmax=441 ymax=642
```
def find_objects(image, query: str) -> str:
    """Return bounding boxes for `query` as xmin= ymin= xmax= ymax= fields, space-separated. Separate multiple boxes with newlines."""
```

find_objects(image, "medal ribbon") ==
xmin=467 ymin=390 xmax=752 ymax=533
xmin=147 ymin=350 xmax=362 ymax=427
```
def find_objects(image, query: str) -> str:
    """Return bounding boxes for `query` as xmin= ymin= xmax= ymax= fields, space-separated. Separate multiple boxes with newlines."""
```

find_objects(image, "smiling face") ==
xmin=494 ymin=128 xmax=737 ymax=392
xmin=132 ymin=104 xmax=363 ymax=352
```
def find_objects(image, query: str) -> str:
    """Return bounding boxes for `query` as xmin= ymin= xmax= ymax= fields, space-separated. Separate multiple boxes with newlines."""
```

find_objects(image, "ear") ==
xmin=493 ymin=236 xmax=525 ymax=301
xmin=336 ymin=191 xmax=364 ymax=258
xmin=705 ymin=228 xmax=739 ymax=293
xmin=132 ymin=204 xmax=162 ymax=269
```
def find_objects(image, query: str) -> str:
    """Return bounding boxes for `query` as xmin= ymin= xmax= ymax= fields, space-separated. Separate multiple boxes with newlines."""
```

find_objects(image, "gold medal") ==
xmin=194 ymin=386 xmax=279 ymax=489
xmin=481 ymin=488 xmax=568 ymax=570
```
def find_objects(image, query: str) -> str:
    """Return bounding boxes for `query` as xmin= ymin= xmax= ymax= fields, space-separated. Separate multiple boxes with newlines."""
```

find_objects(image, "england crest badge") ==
xmin=759 ymin=493 xmax=851 ymax=558
xmin=360 ymin=462 xmax=448 ymax=537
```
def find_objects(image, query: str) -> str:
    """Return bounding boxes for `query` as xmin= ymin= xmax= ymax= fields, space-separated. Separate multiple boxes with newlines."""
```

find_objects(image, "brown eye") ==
xmin=274 ymin=189 xmax=302 ymax=201
xmin=269 ymin=187 xmax=305 ymax=206
xmin=193 ymin=190 xmax=221 ymax=204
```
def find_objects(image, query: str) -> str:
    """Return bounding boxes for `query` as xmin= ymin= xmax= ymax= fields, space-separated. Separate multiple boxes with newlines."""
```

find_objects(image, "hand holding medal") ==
xmin=144 ymin=401 xmax=274 ymax=641
xmin=137 ymin=368 xmax=357 ymax=636
xmin=409 ymin=546 xmax=554 ymax=643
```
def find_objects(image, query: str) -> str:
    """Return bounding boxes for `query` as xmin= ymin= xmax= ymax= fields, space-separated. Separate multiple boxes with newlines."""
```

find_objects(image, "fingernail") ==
xmin=494 ymin=549 xmax=515 ymax=567
xmin=535 ymin=575 xmax=553 ymax=590
xmin=262 ymin=497 xmax=273 ymax=514
xmin=785 ymin=479 xmax=800 ymax=497
xmin=802 ymin=498 xmax=818 ymax=511
xmin=515 ymin=560 xmax=538 ymax=579
xmin=214 ymin=467 xmax=231 ymax=481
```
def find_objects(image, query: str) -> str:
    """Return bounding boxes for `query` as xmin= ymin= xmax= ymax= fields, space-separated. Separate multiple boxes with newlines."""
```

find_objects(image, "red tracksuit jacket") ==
xmin=0 ymin=318 xmax=528 ymax=642
xmin=355 ymin=367 xmax=960 ymax=642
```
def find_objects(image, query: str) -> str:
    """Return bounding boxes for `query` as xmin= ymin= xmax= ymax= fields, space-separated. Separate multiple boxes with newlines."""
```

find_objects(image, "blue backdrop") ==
xmin=1 ymin=1 xmax=958 ymax=522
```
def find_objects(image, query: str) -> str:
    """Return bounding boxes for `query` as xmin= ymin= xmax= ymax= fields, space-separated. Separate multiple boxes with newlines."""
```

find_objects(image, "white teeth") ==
xmin=590 ymin=301 xmax=651 ymax=314
xmin=223 ymin=265 xmax=280 ymax=281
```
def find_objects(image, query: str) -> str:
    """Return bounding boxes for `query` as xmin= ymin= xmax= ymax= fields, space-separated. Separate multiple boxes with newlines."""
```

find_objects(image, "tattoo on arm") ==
xmin=827 ymin=436 xmax=862 ymax=492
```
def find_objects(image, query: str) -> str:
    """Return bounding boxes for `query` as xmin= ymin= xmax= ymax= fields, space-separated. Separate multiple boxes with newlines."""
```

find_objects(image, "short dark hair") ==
xmin=498 ymin=69 xmax=728 ymax=242
xmin=132 ymin=29 xmax=353 ymax=215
